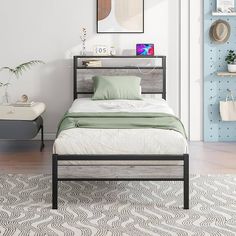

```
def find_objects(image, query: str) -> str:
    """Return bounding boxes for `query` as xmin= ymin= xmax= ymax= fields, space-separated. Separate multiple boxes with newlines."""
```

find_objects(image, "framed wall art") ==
xmin=97 ymin=0 xmax=144 ymax=34
xmin=136 ymin=44 xmax=155 ymax=56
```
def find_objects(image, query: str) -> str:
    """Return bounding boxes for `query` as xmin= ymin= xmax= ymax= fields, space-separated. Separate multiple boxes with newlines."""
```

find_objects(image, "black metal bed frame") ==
xmin=52 ymin=56 xmax=189 ymax=210
xmin=39 ymin=124 xmax=44 ymax=152
xmin=73 ymin=55 xmax=167 ymax=100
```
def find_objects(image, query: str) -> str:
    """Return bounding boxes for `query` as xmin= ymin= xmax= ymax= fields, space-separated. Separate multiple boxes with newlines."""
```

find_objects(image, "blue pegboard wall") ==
xmin=204 ymin=0 xmax=236 ymax=141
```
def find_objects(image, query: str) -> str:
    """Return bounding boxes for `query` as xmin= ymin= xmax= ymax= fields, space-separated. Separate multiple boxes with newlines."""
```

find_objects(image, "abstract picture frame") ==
xmin=97 ymin=0 xmax=144 ymax=34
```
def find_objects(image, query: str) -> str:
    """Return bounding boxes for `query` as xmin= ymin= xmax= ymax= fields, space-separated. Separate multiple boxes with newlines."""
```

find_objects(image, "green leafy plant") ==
xmin=0 ymin=60 xmax=44 ymax=103
xmin=0 ymin=82 xmax=10 ymax=88
xmin=0 ymin=60 xmax=44 ymax=78
xmin=225 ymin=50 xmax=236 ymax=64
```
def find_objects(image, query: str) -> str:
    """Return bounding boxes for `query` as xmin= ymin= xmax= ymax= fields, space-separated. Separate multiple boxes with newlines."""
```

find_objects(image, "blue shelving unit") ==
xmin=204 ymin=0 xmax=236 ymax=141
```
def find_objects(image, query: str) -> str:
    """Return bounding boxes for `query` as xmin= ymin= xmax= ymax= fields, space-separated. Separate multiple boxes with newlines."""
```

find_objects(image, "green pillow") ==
xmin=92 ymin=76 xmax=142 ymax=100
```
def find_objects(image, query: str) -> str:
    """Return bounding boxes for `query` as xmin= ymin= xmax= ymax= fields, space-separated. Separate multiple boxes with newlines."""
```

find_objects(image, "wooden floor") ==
xmin=0 ymin=141 xmax=235 ymax=174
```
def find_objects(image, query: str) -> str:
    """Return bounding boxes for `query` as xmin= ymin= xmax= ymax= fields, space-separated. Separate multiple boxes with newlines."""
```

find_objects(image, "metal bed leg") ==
xmin=52 ymin=154 xmax=58 ymax=209
xmin=40 ymin=125 xmax=45 ymax=152
xmin=183 ymin=154 xmax=189 ymax=209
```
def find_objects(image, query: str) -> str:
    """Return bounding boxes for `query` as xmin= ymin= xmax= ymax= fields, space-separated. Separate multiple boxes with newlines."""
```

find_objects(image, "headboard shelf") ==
xmin=74 ymin=55 xmax=165 ymax=59
xmin=76 ymin=66 xmax=164 ymax=70
xmin=73 ymin=56 xmax=166 ymax=100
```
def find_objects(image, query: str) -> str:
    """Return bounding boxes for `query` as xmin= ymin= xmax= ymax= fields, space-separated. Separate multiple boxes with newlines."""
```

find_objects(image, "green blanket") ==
xmin=57 ymin=112 xmax=187 ymax=138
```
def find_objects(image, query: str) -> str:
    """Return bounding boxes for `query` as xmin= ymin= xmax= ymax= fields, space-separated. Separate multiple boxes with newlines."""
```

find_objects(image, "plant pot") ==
xmin=228 ymin=64 xmax=236 ymax=73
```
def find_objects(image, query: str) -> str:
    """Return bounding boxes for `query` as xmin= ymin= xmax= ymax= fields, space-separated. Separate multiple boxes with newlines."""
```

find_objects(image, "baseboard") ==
xmin=34 ymin=133 xmax=56 ymax=141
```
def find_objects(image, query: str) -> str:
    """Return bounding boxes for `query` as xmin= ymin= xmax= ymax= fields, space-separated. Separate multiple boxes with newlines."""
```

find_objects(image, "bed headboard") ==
xmin=73 ymin=56 xmax=166 ymax=100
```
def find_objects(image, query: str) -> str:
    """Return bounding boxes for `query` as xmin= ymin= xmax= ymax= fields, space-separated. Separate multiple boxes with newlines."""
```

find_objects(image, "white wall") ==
xmin=189 ymin=0 xmax=203 ymax=141
xmin=180 ymin=0 xmax=190 ymax=137
xmin=179 ymin=0 xmax=203 ymax=141
xmin=0 ymin=0 xmax=181 ymax=139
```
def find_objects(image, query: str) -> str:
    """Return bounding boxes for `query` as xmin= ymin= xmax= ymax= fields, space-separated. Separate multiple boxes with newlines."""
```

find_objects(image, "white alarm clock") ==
xmin=94 ymin=45 xmax=109 ymax=56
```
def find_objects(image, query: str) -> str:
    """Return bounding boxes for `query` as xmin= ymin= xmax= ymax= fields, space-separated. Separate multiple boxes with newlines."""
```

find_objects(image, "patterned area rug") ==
xmin=0 ymin=175 xmax=236 ymax=235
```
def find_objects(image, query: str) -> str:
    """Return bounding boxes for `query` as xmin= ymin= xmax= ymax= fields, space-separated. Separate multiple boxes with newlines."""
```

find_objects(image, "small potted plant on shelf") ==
xmin=225 ymin=50 xmax=236 ymax=72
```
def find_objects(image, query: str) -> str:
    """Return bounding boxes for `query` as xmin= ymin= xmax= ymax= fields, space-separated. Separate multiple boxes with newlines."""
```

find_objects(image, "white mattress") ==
xmin=54 ymin=98 xmax=188 ymax=155
xmin=69 ymin=98 xmax=175 ymax=114
xmin=0 ymin=102 xmax=46 ymax=120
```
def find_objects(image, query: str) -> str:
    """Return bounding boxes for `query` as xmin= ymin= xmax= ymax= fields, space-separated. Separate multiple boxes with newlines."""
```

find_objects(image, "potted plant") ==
xmin=0 ymin=60 xmax=44 ymax=104
xmin=225 ymin=50 xmax=236 ymax=73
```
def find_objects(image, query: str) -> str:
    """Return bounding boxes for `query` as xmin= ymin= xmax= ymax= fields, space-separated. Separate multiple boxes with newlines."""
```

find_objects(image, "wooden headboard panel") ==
xmin=73 ymin=56 xmax=166 ymax=100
